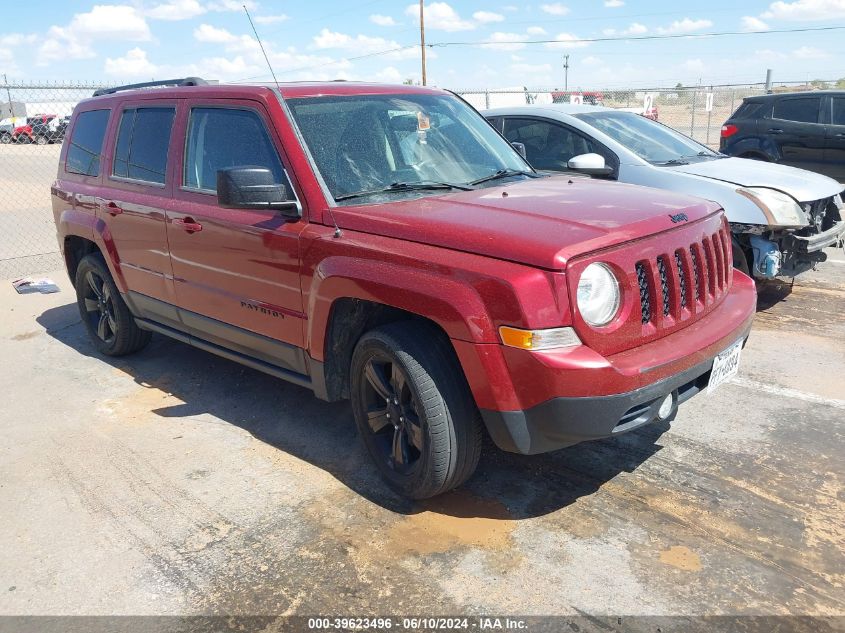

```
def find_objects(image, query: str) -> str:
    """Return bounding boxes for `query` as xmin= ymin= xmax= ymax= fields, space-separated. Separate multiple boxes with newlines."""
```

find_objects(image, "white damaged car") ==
xmin=484 ymin=104 xmax=845 ymax=279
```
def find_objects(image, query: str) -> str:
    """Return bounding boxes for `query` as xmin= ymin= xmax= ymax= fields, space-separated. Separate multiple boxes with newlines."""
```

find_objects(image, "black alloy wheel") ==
xmin=74 ymin=253 xmax=151 ymax=356
xmin=360 ymin=353 xmax=425 ymax=474
xmin=81 ymin=269 xmax=118 ymax=346
xmin=350 ymin=322 xmax=482 ymax=499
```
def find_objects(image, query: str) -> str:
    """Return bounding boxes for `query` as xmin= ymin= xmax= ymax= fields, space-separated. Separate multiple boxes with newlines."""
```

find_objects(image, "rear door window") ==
xmin=772 ymin=97 xmax=821 ymax=124
xmin=66 ymin=109 xmax=110 ymax=176
xmin=831 ymin=97 xmax=845 ymax=126
xmin=112 ymin=107 xmax=176 ymax=184
xmin=183 ymin=107 xmax=284 ymax=192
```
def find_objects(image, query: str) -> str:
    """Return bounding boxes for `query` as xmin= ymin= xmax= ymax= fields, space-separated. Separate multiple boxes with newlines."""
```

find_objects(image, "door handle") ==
xmin=95 ymin=197 xmax=123 ymax=216
xmin=173 ymin=217 xmax=203 ymax=233
xmin=767 ymin=128 xmax=784 ymax=134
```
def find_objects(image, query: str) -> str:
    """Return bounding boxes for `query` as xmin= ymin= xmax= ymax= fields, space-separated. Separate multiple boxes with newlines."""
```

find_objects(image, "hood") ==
xmin=332 ymin=176 xmax=722 ymax=270
xmin=667 ymin=157 xmax=843 ymax=202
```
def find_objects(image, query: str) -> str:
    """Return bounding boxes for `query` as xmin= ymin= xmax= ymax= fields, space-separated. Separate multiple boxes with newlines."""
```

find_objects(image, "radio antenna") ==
xmin=243 ymin=5 xmax=343 ymax=239
xmin=243 ymin=5 xmax=281 ymax=92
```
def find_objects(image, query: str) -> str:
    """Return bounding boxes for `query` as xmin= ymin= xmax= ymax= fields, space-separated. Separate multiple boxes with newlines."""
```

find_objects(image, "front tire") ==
xmin=350 ymin=322 xmax=482 ymax=499
xmin=75 ymin=254 xmax=151 ymax=356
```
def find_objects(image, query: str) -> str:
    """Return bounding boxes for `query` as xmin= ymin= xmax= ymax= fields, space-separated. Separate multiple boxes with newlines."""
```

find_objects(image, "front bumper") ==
xmin=470 ymin=273 xmax=756 ymax=455
xmin=784 ymin=219 xmax=845 ymax=254
xmin=480 ymin=342 xmax=747 ymax=455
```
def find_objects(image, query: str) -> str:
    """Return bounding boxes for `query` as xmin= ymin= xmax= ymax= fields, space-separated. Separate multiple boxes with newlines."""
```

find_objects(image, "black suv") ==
xmin=720 ymin=91 xmax=845 ymax=181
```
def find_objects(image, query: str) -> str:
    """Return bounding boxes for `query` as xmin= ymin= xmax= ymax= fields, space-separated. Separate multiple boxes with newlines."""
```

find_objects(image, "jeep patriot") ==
xmin=52 ymin=78 xmax=757 ymax=499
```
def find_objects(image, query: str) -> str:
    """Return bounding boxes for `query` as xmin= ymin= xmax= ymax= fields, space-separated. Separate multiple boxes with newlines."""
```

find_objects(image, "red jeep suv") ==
xmin=52 ymin=78 xmax=756 ymax=499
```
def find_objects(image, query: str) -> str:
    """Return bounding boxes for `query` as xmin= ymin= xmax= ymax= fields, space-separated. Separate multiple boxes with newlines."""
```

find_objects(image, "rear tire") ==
xmin=35 ymin=135 xmax=48 ymax=146
xmin=75 ymin=254 xmax=151 ymax=356
xmin=0 ymin=133 xmax=10 ymax=144
xmin=350 ymin=321 xmax=482 ymax=499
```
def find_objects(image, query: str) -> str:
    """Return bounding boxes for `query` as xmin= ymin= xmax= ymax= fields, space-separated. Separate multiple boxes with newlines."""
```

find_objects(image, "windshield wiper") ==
xmin=468 ymin=169 xmax=538 ymax=186
xmin=656 ymin=158 xmax=690 ymax=166
xmin=335 ymin=180 xmax=474 ymax=202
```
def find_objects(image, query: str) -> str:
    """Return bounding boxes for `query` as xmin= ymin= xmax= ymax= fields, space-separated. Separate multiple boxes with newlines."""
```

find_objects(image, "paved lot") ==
xmin=0 ymin=250 xmax=843 ymax=621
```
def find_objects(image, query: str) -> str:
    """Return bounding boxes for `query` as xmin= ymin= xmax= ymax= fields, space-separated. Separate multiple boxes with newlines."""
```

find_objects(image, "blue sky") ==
xmin=1 ymin=0 xmax=844 ymax=88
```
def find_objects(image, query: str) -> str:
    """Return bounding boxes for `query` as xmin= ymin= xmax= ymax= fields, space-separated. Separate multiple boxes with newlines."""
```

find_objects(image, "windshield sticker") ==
xmin=417 ymin=112 xmax=431 ymax=130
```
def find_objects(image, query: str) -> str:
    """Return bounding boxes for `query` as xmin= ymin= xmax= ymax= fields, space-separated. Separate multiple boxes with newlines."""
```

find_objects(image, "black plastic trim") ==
xmin=480 ymin=336 xmax=749 ymax=455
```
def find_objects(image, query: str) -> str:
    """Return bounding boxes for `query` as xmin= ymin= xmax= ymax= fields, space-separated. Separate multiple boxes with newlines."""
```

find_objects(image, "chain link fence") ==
xmin=0 ymin=81 xmax=111 ymax=279
xmin=0 ymin=79 xmax=832 ymax=279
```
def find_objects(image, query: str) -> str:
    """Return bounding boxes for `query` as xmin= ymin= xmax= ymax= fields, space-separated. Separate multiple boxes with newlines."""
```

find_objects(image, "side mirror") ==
xmin=217 ymin=167 xmax=300 ymax=218
xmin=567 ymin=153 xmax=613 ymax=177
xmin=511 ymin=142 xmax=527 ymax=159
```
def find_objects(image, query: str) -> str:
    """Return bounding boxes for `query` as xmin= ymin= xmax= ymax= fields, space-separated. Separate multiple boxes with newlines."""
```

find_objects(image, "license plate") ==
xmin=707 ymin=340 xmax=743 ymax=395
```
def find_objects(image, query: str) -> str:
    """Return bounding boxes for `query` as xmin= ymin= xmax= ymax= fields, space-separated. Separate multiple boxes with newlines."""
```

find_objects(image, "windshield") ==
xmin=286 ymin=93 xmax=530 ymax=204
xmin=576 ymin=111 xmax=718 ymax=164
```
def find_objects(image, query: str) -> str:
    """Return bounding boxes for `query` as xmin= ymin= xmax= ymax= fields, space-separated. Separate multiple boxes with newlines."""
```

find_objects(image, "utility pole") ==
xmin=563 ymin=55 xmax=570 ymax=91
xmin=765 ymin=68 xmax=773 ymax=93
xmin=419 ymin=0 xmax=427 ymax=86
xmin=2 ymin=74 xmax=12 ymax=119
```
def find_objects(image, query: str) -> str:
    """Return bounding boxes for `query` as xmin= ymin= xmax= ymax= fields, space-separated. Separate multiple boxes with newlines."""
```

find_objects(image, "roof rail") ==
xmin=92 ymin=77 xmax=207 ymax=97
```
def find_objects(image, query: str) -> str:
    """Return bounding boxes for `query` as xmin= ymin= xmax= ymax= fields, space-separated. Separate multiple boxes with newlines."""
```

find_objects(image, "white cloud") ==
xmin=38 ymin=5 xmax=151 ymax=65
xmin=405 ymin=2 xmax=475 ymax=31
xmin=194 ymin=23 xmax=237 ymax=44
xmin=763 ymin=0 xmax=845 ymax=20
xmin=582 ymin=55 xmax=602 ymax=66
xmin=604 ymin=0 xmax=624 ymax=6
xmin=527 ymin=26 xmax=547 ymax=35
xmin=602 ymin=28 xmax=616 ymax=36
xmin=146 ymin=0 xmax=205 ymax=20
xmin=311 ymin=28 xmax=422 ymax=61
xmin=373 ymin=66 xmax=403 ymax=83
xmin=207 ymin=0 xmax=257 ymax=11
xmin=473 ymin=10 xmax=504 ymax=23
xmin=370 ymin=14 xmax=397 ymax=26
xmin=482 ymin=32 xmax=526 ymax=51
xmin=657 ymin=18 xmax=713 ymax=34
xmin=793 ymin=45 xmax=829 ymax=58
xmin=623 ymin=22 xmax=647 ymax=35
xmin=545 ymin=32 xmax=589 ymax=49
xmin=254 ymin=14 xmax=290 ymax=24
xmin=502 ymin=5 xmax=519 ymax=11
xmin=541 ymin=3 xmax=570 ymax=15
xmin=741 ymin=16 xmax=770 ymax=30
xmin=105 ymin=47 xmax=158 ymax=77
xmin=0 ymin=33 xmax=38 ymax=47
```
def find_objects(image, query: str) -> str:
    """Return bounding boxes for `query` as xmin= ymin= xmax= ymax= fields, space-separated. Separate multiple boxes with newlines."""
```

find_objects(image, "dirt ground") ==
xmin=0 ymin=248 xmax=843 ymax=628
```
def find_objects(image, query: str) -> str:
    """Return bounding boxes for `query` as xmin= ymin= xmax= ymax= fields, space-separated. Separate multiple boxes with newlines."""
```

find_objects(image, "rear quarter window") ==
xmin=66 ymin=109 xmax=110 ymax=177
xmin=731 ymin=101 xmax=766 ymax=120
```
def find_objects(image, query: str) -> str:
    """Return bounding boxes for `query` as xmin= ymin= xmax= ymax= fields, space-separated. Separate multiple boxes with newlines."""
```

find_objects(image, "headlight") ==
xmin=577 ymin=262 xmax=620 ymax=327
xmin=737 ymin=187 xmax=807 ymax=227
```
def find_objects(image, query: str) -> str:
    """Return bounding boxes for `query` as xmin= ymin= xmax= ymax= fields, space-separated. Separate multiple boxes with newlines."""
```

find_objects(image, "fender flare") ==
xmin=306 ymin=256 xmax=497 ymax=361
xmin=58 ymin=208 xmax=128 ymax=292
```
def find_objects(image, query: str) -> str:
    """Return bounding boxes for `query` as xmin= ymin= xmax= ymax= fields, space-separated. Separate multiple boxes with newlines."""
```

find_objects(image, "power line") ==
xmin=428 ymin=25 xmax=845 ymax=48
xmin=234 ymin=24 xmax=845 ymax=82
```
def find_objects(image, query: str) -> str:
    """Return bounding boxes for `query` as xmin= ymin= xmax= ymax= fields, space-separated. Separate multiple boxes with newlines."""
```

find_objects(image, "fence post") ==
xmin=484 ymin=90 xmax=489 ymax=109
xmin=706 ymin=85 xmax=713 ymax=146
xmin=690 ymin=90 xmax=696 ymax=139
